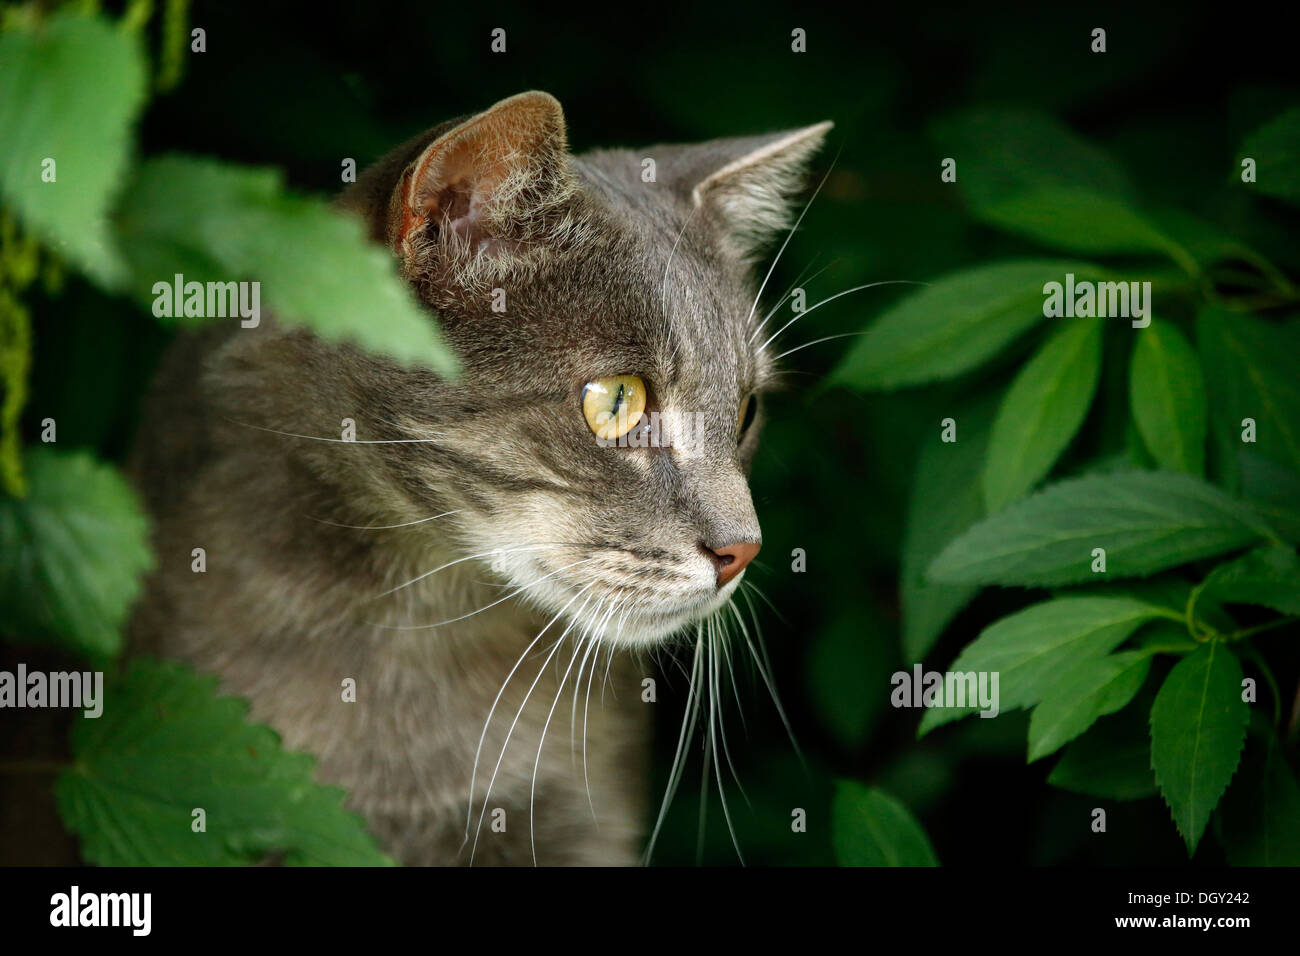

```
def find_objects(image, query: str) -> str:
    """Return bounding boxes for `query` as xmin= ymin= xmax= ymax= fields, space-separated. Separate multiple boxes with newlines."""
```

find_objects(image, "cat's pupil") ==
xmin=613 ymin=383 xmax=625 ymax=414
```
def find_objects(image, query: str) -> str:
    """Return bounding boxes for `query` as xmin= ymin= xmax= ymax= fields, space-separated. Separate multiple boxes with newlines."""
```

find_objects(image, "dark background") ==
xmin=21 ymin=1 xmax=1300 ymax=865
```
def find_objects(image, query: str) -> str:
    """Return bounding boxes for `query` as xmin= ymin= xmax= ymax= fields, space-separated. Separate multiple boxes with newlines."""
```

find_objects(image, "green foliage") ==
xmin=1197 ymin=545 xmax=1300 ymax=616
xmin=929 ymin=470 xmax=1274 ymax=586
xmin=56 ymin=659 xmax=394 ymax=866
xmin=0 ymin=12 xmax=145 ymax=285
xmin=1236 ymin=108 xmax=1300 ymax=205
xmin=829 ymin=260 xmax=1104 ymax=390
xmin=1149 ymin=642 xmax=1249 ymax=855
xmin=1130 ymin=318 xmax=1206 ymax=474
xmin=831 ymin=782 xmax=938 ymax=866
xmin=900 ymin=400 xmax=992 ymax=661
xmin=918 ymin=596 xmax=1166 ymax=734
xmin=116 ymin=156 xmax=457 ymax=375
xmin=983 ymin=316 xmax=1102 ymax=511
xmin=0 ymin=448 xmax=152 ymax=658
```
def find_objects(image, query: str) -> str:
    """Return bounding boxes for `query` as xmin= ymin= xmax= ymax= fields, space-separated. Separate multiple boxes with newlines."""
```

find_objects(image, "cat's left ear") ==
xmin=685 ymin=122 xmax=833 ymax=260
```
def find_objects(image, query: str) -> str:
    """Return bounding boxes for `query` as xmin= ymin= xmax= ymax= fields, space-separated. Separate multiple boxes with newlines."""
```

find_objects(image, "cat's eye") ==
xmin=582 ymin=375 xmax=647 ymax=441
xmin=737 ymin=393 xmax=758 ymax=442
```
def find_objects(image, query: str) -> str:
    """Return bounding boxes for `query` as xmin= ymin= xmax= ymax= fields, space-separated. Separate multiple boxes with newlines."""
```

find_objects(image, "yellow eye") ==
xmin=582 ymin=375 xmax=647 ymax=441
xmin=737 ymin=393 xmax=757 ymax=442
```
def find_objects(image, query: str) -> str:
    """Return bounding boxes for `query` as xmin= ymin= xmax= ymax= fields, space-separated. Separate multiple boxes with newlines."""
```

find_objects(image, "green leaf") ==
xmin=983 ymin=317 xmax=1102 ymax=512
xmin=1198 ymin=307 xmax=1300 ymax=475
xmin=928 ymin=470 xmax=1273 ymax=587
xmin=1219 ymin=731 xmax=1300 ymax=866
xmin=901 ymin=400 xmax=993 ymax=660
xmin=1240 ymin=451 xmax=1300 ymax=542
xmin=1027 ymin=651 xmax=1151 ymax=762
xmin=979 ymin=187 xmax=1187 ymax=262
xmin=829 ymin=260 xmax=1104 ymax=390
xmin=1198 ymin=544 xmax=1300 ymax=616
xmin=831 ymin=781 xmax=937 ymax=866
xmin=931 ymin=110 xmax=1194 ymax=268
xmin=0 ymin=13 xmax=146 ymax=285
xmin=931 ymin=110 xmax=1135 ymax=209
xmin=55 ymin=659 xmax=394 ymax=866
xmin=1130 ymin=319 xmax=1207 ymax=475
xmin=1150 ymin=641 xmax=1250 ymax=855
xmin=1048 ymin=697 xmax=1158 ymax=801
xmin=115 ymin=156 xmax=458 ymax=375
xmin=1236 ymin=107 xmax=1300 ymax=205
xmin=0 ymin=448 xmax=153 ymax=658
xmin=918 ymin=596 xmax=1165 ymax=734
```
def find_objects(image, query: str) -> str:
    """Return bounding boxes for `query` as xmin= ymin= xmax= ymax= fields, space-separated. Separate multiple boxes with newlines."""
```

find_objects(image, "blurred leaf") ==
xmin=56 ymin=659 xmax=395 ymax=866
xmin=0 ymin=448 xmax=152 ymax=658
xmin=1130 ymin=318 xmax=1207 ymax=474
xmin=983 ymin=316 xmax=1102 ymax=512
xmin=1219 ymin=731 xmax=1300 ymax=866
xmin=1027 ymin=651 xmax=1151 ymax=762
xmin=830 ymin=260 xmax=1103 ymax=390
xmin=0 ymin=12 xmax=145 ymax=285
xmin=1198 ymin=544 xmax=1300 ymax=616
xmin=1049 ymin=696 xmax=1158 ymax=801
xmin=901 ymin=399 xmax=993 ymax=661
xmin=932 ymin=110 xmax=1197 ymax=268
xmin=831 ymin=782 xmax=937 ymax=866
xmin=932 ymin=110 xmax=1134 ymax=207
xmin=918 ymin=596 xmax=1165 ymax=734
xmin=806 ymin=609 xmax=893 ymax=749
xmin=1239 ymin=450 xmax=1300 ymax=542
xmin=1150 ymin=641 xmax=1249 ymax=855
xmin=1236 ymin=107 xmax=1300 ymax=205
xmin=1198 ymin=307 xmax=1300 ymax=475
xmin=115 ymin=156 xmax=458 ymax=375
xmin=928 ymin=470 xmax=1274 ymax=587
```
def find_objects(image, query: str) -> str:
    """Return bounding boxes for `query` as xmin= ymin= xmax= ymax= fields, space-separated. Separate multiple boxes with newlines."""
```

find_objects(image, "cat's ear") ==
xmin=687 ymin=122 xmax=833 ymax=260
xmin=388 ymin=91 xmax=574 ymax=259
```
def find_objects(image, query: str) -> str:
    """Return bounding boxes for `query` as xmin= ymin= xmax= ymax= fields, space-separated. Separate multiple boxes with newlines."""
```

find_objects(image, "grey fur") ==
xmin=129 ymin=92 xmax=829 ymax=865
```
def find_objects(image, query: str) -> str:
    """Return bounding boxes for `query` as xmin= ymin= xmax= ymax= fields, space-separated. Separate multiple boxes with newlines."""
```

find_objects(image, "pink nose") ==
xmin=704 ymin=541 xmax=761 ymax=587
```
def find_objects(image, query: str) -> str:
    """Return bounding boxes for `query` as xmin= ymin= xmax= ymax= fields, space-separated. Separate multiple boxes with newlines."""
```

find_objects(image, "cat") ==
xmin=129 ymin=91 xmax=831 ymax=865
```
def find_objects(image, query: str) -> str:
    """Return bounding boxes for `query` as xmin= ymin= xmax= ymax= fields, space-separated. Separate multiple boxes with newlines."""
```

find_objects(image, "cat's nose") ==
xmin=703 ymin=541 xmax=761 ymax=587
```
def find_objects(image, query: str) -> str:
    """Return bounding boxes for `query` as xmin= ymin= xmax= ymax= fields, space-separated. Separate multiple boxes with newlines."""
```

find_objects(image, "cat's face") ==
xmin=342 ymin=92 xmax=830 ymax=646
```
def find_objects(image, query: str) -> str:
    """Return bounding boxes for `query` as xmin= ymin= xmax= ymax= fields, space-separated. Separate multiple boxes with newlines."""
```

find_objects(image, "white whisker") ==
xmin=758 ymin=280 xmax=926 ymax=354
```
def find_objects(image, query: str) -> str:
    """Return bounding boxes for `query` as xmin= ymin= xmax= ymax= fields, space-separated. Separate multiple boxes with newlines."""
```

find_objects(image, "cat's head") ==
xmin=333 ymin=91 xmax=830 ymax=646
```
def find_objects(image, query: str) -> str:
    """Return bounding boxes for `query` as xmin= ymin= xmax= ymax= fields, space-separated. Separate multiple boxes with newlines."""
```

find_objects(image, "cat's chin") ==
xmin=574 ymin=577 xmax=746 ymax=649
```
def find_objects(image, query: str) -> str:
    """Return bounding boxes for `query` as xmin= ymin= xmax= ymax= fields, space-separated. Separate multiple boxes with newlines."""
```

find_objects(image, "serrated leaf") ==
xmin=1199 ymin=544 xmax=1300 ymax=615
xmin=928 ymin=470 xmax=1273 ymax=587
xmin=1048 ymin=697 xmax=1158 ymax=801
xmin=901 ymin=400 xmax=993 ymax=660
xmin=1219 ymin=731 xmax=1300 ymax=866
xmin=983 ymin=317 xmax=1101 ymax=512
xmin=831 ymin=782 xmax=937 ymax=866
xmin=829 ymin=260 xmax=1104 ymax=390
xmin=1198 ymin=307 xmax=1300 ymax=474
xmin=115 ymin=156 xmax=457 ymax=375
xmin=918 ymin=596 xmax=1164 ymax=734
xmin=1027 ymin=651 xmax=1151 ymax=762
xmin=0 ymin=448 xmax=152 ymax=658
xmin=1130 ymin=318 xmax=1206 ymax=474
xmin=1236 ymin=107 xmax=1300 ymax=205
xmin=55 ymin=659 xmax=394 ymax=866
xmin=0 ymin=13 xmax=146 ymax=285
xmin=1150 ymin=641 xmax=1249 ymax=855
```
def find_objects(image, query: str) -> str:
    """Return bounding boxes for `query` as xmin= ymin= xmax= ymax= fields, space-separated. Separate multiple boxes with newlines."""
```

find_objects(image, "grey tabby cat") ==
xmin=129 ymin=91 xmax=830 ymax=865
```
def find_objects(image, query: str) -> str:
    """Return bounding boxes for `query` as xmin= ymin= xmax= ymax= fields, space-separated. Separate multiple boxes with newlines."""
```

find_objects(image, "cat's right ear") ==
xmin=378 ymin=91 xmax=575 ymax=261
